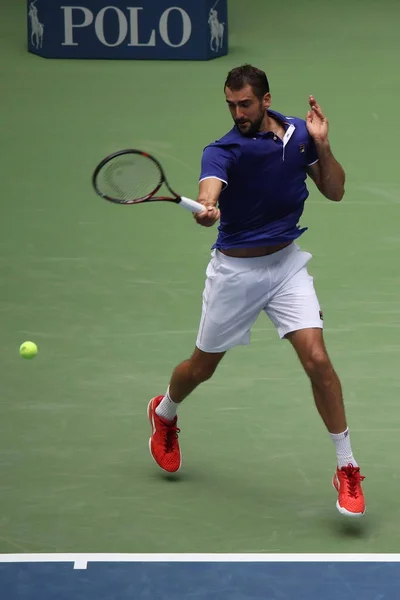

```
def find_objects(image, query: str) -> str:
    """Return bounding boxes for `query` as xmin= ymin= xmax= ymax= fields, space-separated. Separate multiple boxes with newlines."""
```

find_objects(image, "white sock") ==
xmin=155 ymin=387 xmax=178 ymax=422
xmin=330 ymin=428 xmax=358 ymax=469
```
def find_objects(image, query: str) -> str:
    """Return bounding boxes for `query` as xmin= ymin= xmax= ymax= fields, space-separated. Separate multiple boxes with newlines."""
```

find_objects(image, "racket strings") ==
xmin=98 ymin=154 xmax=162 ymax=202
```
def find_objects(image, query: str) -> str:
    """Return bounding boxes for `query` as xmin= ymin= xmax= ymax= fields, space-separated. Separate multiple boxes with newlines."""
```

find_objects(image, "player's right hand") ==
xmin=194 ymin=204 xmax=220 ymax=227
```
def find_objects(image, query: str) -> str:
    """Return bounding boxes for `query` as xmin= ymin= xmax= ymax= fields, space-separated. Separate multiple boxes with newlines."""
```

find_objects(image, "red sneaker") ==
xmin=148 ymin=396 xmax=181 ymax=473
xmin=333 ymin=464 xmax=365 ymax=517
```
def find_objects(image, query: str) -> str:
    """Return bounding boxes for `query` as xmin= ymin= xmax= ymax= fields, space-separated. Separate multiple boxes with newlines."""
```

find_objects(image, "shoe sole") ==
xmin=332 ymin=475 xmax=365 ymax=518
xmin=147 ymin=398 xmax=182 ymax=473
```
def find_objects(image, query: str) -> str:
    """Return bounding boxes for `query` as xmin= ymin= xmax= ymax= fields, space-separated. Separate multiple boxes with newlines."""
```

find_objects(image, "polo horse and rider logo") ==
xmin=208 ymin=0 xmax=225 ymax=53
xmin=28 ymin=0 xmax=44 ymax=49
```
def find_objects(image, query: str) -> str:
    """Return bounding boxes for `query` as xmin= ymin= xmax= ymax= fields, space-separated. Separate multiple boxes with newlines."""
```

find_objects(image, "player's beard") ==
xmin=235 ymin=108 xmax=265 ymax=137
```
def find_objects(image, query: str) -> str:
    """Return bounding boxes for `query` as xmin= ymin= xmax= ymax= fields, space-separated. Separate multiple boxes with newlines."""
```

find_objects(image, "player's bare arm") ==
xmin=306 ymin=95 xmax=345 ymax=202
xmin=194 ymin=177 xmax=222 ymax=227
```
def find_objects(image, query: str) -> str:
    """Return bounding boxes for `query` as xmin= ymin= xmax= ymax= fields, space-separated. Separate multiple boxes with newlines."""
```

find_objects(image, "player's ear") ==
xmin=263 ymin=92 xmax=271 ymax=110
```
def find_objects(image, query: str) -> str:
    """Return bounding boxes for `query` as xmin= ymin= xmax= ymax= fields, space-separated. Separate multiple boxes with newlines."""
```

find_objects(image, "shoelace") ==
xmin=160 ymin=421 xmax=180 ymax=453
xmin=341 ymin=464 xmax=365 ymax=498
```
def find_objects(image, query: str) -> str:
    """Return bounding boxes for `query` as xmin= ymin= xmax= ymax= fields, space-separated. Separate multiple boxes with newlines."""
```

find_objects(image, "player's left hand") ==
xmin=306 ymin=96 xmax=329 ymax=142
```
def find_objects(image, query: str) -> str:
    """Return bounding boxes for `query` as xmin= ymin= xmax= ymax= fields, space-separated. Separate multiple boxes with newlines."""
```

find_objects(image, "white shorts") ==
xmin=196 ymin=243 xmax=323 ymax=353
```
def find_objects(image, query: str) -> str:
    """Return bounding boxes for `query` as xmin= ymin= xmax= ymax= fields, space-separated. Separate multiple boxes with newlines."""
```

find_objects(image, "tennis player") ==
xmin=148 ymin=64 xmax=365 ymax=518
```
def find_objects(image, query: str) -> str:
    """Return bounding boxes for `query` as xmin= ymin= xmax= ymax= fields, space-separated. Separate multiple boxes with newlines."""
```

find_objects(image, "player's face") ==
xmin=225 ymin=85 xmax=270 ymax=136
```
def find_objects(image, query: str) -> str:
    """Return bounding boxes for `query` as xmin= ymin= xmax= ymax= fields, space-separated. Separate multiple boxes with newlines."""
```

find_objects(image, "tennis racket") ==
xmin=92 ymin=149 xmax=205 ymax=214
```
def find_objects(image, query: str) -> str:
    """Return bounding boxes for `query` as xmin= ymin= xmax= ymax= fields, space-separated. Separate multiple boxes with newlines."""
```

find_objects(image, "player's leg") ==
xmin=154 ymin=345 xmax=225 ymax=422
xmin=286 ymin=327 xmax=365 ymax=517
xmin=264 ymin=246 xmax=365 ymax=517
xmin=169 ymin=346 xmax=226 ymax=405
xmin=149 ymin=250 xmax=271 ymax=473
xmin=148 ymin=347 xmax=225 ymax=473
xmin=285 ymin=328 xmax=346 ymax=434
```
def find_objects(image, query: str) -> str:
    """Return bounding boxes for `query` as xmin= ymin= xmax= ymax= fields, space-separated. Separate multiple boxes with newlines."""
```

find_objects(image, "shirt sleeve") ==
xmin=306 ymin=135 xmax=319 ymax=166
xmin=199 ymin=144 xmax=235 ymax=187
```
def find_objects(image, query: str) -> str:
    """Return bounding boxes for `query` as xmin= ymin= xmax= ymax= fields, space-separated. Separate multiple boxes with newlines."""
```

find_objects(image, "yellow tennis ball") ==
xmin=19 ymin=341 xmax=38 ymax=359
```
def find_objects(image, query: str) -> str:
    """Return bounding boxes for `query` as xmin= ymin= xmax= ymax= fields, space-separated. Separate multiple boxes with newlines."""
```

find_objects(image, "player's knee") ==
xmin=303 ymin=349 xmax=332 ymax=382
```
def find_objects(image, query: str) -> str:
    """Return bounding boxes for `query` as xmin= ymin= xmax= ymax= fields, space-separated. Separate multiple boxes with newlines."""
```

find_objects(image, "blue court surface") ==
xmin=0 ymin=554 xmax=399 ymax=599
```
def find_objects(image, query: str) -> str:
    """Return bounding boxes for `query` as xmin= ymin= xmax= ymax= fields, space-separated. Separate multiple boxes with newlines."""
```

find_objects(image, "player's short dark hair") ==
xmin=224 ymin=64 xmax=270 ymax=100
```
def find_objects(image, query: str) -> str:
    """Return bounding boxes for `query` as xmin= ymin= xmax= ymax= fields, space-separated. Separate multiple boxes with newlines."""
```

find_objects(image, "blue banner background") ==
xmin=27 ymin=0 xmax=228 ymax=60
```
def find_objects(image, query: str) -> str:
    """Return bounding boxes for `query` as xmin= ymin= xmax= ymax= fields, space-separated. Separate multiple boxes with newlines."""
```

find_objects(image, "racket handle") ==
xmin=178 ymin=196 xmax=206 ymax=214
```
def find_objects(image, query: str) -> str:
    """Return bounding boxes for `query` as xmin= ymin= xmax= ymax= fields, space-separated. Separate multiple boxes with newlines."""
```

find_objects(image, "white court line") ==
xmin=1 ymin=554 xmax=400 ymax=570
xmin=73 ymin=558 xmax=88 ymax=570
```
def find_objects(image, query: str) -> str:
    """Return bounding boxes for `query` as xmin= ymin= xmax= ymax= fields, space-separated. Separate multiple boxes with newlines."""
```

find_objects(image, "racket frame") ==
xmin=92 ymin=149 xmax=181 ymax=205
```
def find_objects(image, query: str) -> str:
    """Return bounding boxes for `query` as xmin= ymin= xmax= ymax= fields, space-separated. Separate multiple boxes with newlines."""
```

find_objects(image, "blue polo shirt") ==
xmin=199 ymin=109 xmax=319 ymax=249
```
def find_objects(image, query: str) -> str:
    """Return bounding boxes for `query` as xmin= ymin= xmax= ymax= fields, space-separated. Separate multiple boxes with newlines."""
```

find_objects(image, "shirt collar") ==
xmin=267 ymin=109 xmax=293 ymax=130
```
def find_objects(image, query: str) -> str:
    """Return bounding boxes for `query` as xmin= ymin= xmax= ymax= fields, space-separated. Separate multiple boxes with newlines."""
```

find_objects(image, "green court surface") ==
xmin=1 ymin=0 xmax=400 ymax=555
